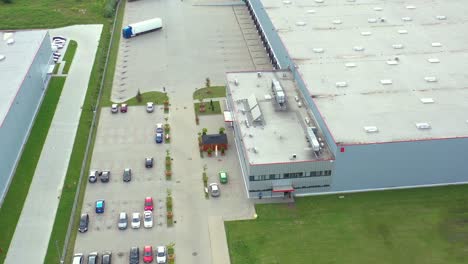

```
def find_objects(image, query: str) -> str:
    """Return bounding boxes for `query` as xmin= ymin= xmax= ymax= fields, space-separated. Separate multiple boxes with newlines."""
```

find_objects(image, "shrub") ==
xmin=103 ymin=0 xmax=118 ymax=18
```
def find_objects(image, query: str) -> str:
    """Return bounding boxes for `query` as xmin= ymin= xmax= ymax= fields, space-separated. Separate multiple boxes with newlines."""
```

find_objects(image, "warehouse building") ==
xmin=227 ymin=0 xmax=468 ymax=197
xmin=0 ymin=30 xmax=53 ymax=204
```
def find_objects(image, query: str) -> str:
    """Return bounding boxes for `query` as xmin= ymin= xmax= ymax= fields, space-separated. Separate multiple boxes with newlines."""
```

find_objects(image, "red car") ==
xmin=144 ymin=197 xmax=154 ymax=211
xmin=120 ymin=103 xmax=128 ymax=113
xmin=143 ymin=245 xmax=153 ymax=263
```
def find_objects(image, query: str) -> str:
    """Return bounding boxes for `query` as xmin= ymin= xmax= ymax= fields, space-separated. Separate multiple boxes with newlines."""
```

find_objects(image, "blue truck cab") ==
xmin=122 ymin=26 xmax=133 ymax=39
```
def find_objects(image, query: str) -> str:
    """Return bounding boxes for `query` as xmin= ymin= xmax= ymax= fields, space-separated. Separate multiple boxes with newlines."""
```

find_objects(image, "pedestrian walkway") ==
xmin=4 ymin=25 xmax=102 ymax=264
xmin=208 ymin=216 xmax=232 ymax=264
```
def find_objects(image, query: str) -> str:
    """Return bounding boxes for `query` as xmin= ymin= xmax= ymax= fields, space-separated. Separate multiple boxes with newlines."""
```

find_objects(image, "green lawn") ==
xmin=0 ymin=77 xmax=66 ymax=264
xmin=194 ymin=101 xmax=222 ymax=115
xmin=52 ymin=63 xmax=60 ymax=74
xmin=226 ymin=185 xmax=468 ymax=264
xmin=62 ymin=40 xmax=77 ymax=74
xmin=193 ymin=86 xmax=226 ymax=100
xmin=102 ymin=91 xmax=169 ymax=107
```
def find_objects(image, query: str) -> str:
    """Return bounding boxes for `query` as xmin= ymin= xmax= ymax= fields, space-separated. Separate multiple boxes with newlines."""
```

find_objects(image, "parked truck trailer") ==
xmin=122 ymin=18 xmax=162 ymax=39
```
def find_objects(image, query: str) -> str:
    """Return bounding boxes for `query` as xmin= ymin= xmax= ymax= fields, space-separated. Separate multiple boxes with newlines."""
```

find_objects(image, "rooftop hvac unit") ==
xmin=257 ymin=72 xmax=262 ymax=78
xmin=416 ymin=122 xmax=431 ymax=129
xmin=307 ymin=127 xmax=320 ymax=152
xmin=234 ymin=79 xmax=239 ymax=86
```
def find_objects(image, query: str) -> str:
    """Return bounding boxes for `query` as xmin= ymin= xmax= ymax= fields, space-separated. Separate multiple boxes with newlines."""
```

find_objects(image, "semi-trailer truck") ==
xmin=122 ymin=18 xmax=162 ymax=39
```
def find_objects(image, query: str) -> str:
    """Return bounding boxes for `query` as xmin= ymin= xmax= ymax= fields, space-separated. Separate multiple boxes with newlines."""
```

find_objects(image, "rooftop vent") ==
xmin=336 ymin=82 xmax=348 ymax=88
xmin=364 ymin=126 xmax=379 ymax=133
xmin=257 ymin=72 xmax=262 ymax=78
xmin=347 ymin=0 xmax=355 ymax=2
xmin=282 ymin=0 xmax=292 ymax=4
xmin=361 ymin=31 xmax=372 ymax=36
xmin=374 ymin=7 xmax=383 ymax=11
xmin=416 ymin=123 xmax=431 ymax=129
xmin=392 ymin=44 xmax=404 ymax=49
xmin=420 ymin=98 xmax=434 ymax=104
xmin=431 ymin=42 xmax=442 ymax=47
xmin=436 ymin=15 xmax=446 ymax=20
xmin=296 ymin=21 xmax=306 ymax=26
xmin=398 ymin=29 xmax=408 ymax=34
xmin=253 ymin=147 xmax=258 ymax=153
xmin=427 ymin=58 xmax=440 ymax=63
xmin=7 ymin=39 xmax=15 ymax=45
xmin=424 ymin=76 xmax=437 ymax=82
xmin=0 ymin=55 xmax=5 ymax=61
xmin=234 ymin=79 xmax=239 ymax=86
xmin=406 ymin=5 xmax=416 ymax=9
xmin=332 ymin=19 xmax=342 ymax=24
xmin=368 ymin=18 xmax=377 ymax=23
xmin=307 ymin=10 xmax=316 ymax=14
xmin=380 ymin=79 xmax=393 ymax=85
xmin=353 ymin=46 xmax=364 ymax=51
xmin=386 ymin=60 xmax=398 ymax=65
xmin=315 ymin=0 xmax=324 ymax=3
xmin=402 ymin=17 xmax=412 ymax=21
xmin=313 ymin=48 xmax=324 ymax=53
xmin=345 ymin=62 xmax=356 ymax=68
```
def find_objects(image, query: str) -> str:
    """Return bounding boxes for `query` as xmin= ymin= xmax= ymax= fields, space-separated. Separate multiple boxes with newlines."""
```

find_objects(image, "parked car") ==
xmin=88 ymin=252 xmax=98 ymax=264
xmin=120 ymin=103 xmax=128 ymax=113
xmin=131 ymin=212 xmax=141 ymax=229
xmin=88 ymin=170 xmax=98 ymax=183
xmin=102 ymin=251 xmax=112 ymax=264
xmin=145 ymin=157 xmax=154 ymax=168
xmin=72 ymin=253 xmax=84 ymax=264
xmin=100 ymin=170 xmax=110 ymax=183
xmin=144 ymin=197 xmax=154 ymax=211
xmin=111 ymin=104 xmax=118 ymax=113
xmin=218 ymin=171 xmax=228 ymax=184
xmin=143 ymin=211 xmax=153 ymax=228
xmin=146 ymin=102 xmax=154 ymax=113
xmin=156 ymin=246 xmax=167 ymax=264
xmin=143 ymin=245 xmax=154 ymax=263
xmin=129 ymin=247 xmax=140 ymax=264
xmin=123 ymin=168 xmax=132 ymax=182
xmin=156 ymin=123 xmax=163 ymax=133
xmin=118 ymin=212 xmax=128 ymax=230
xmin=95 ymin=200 xmax=105 ymax=213
xmin=78 ymin=213 xmax=89 ymax=233
xmin=209 ymin=183 xmax=220 ymax=197
xmin=155 ymin=133 xmax=163 ymax=144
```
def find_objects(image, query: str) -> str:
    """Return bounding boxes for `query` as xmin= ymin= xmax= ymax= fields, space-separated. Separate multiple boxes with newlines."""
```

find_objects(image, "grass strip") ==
xmin=0 ymin=77 xmax=66 ymax=264
xmin=226 ymin=185 xmax=468 ymax=264
xmin=194 ymin=101 xmax=222 ymax=115
xmin=52 ymin=63 xmax=60 ymax=74
xmin=193 ymin=86 xmax=226 ymax=100
xmin=44 ymin=1 xmax=126 ymax=263
xmin=62 ymin=40 xmax=77 ymax=74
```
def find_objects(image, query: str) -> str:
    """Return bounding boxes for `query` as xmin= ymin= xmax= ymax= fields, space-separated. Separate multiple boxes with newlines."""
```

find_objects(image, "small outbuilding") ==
xmin=201 ymin=134 xmax=228 ymax=152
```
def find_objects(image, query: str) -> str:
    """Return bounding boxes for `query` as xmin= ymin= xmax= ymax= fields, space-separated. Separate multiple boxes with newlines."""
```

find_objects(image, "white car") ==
xmin=146 ymin=102 xmax=154 ymax=113
xmin=143 ymin=210 xmax=153 ymax=228
xmin=131 ymin=212 xmax=141 ymax=229
xmin=156 ymin=246 xmax=167 ymax=264
xmin=209 ymin=183 xmax=220 ymax=197
xmin=156 ymin=123 xmax=163 ymax=133
xmin=111 ymin=104 xmax=118 ymax=113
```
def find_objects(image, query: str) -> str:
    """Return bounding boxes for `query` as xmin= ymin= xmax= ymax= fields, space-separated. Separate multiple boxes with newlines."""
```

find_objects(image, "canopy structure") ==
xmin=272 ymin=185 xmax=294 ymax=193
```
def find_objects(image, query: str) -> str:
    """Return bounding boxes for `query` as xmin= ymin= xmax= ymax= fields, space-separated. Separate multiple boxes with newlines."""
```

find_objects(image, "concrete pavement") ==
xmin=4 ymin=25 xmax=102 ymax=264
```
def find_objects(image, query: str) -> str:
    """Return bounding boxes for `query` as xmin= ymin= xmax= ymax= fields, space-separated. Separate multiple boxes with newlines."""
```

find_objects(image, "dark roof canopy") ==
xmin=202 ymin=134 xmax=228 ymax=145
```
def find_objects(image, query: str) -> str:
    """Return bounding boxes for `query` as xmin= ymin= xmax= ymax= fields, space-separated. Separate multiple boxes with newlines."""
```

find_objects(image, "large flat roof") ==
xmin=0 ymin=30 xmax=47 ymax=127
xmin=227 ymin=71 xmax=333 ymax=165
xmin=261 ymin=0 xmax=468 ymax=144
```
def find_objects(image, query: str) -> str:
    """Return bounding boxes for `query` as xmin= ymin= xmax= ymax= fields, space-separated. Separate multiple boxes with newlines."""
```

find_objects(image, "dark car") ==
xmin=100 ymin=170 xmax=110 ymax=183
xmin=145 ymin=157 xmax=154 ymax=168
xmin=78 ymin=213 xmax=89 ymax=233
xmin=95 ymin=200 xmax=105 ymax=214
xmin=102 ymin=251 xmax=112 ymax=264
xmin=155 ymin=133 xmax=163 ymax=144
xmin=120 ymin=103 xmax=128 ymax=113
xmin=129 ymin=247 xmax=140 ymax=264
xmin=123 ymin=168 xmax=132 ymax=182
xmin=88 ymin=252 xmax=98 ymax=264
xmin=89 ymin=170 xmax=98 ymax=183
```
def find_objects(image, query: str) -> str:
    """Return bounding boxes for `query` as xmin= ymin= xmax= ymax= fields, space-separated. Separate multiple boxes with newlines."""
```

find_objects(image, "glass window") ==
xmin=249 ymin=176 xmax=254 ymax=181
xmin=310 ymin=171 xmax=317 ymax=177
xmin=283 ymin=173 xmax=290 ymax=179
xmin=269 ymin=174 xmax=276 ymax=180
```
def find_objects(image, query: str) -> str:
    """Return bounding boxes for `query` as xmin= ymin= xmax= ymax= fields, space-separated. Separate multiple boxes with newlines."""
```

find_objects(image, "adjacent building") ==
xmin=0 ymin=30 xmax=52 ymax=204
xmin=227 ymin=0 xmax=468 ymax=197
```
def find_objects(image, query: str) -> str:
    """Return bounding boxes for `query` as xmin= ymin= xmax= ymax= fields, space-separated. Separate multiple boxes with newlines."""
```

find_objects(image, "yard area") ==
xmin=193 ymin=86 xmax=226 ymax=100
xmin=226 ymin=185 xmax=468 ymax=264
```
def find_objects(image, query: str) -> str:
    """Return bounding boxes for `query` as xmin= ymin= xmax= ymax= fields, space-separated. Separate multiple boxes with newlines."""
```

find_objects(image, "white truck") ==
xmin=122 ymin=18 xmax=162 ymax=39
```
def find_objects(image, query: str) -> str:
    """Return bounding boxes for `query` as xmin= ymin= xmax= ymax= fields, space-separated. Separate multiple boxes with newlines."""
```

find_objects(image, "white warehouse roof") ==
xmin=0 ymin=30 xmax=48 ymax=127
xmin=261 ymin=0 xmax=468 ymax=144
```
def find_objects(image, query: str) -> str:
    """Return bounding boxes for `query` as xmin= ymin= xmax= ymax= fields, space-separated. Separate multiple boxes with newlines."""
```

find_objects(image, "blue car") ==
xmin=155 ymin=133 xmax=163 ymax=144
xmin=95 ymin=200 xmax=105 ymax=214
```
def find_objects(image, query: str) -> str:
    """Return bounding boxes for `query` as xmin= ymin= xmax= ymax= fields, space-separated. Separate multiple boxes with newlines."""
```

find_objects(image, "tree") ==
xmin=202 ymin=128 xmax=208 ymax=135
xmin=2 ymin=0 xmax=13 ymax=3
xmin=205 ymin=77 xmax=211 ymax=88
xmin=219 ymin=127 xmax=225 ymax=134
xmin=136 ymin=89 xmax=142 ymax=102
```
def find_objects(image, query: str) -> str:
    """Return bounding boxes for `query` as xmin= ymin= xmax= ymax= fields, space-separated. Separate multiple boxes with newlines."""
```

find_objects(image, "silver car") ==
xmin=118 ymin=212 xmax=128 ymax=230
xmin=209 ymin=183 xmax=220 ymax=197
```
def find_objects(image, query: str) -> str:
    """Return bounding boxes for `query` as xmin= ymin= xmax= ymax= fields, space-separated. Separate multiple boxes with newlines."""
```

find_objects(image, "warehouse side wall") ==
xmin=331 ymin=138 xmax=468 ymax=192
xmin=0 ymin=33 xmax=52 ymax=204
